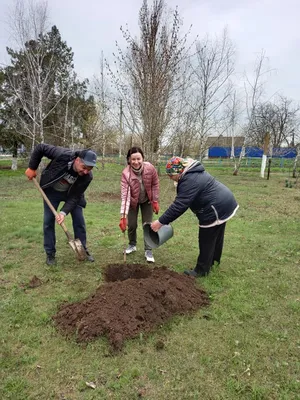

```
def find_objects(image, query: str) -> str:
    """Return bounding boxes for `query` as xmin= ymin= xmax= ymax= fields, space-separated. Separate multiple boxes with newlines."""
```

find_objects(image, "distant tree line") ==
xmin=1 ymin=0 xmax=299 ymax=172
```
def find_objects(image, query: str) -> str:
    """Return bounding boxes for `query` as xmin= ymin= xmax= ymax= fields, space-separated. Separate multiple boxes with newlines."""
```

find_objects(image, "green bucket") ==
xmin=143 ymin=222 xmax=174 ymax=249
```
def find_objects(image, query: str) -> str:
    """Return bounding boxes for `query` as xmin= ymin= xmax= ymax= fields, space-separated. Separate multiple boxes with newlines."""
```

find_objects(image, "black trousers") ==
xmin=195 ymin=223 xmax=226 ymax=276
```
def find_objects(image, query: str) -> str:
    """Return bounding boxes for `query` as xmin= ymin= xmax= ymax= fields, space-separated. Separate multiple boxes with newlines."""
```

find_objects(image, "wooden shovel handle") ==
xmin=123 ymin=231 xmax=126 ymax=263
xmin=32 ymin=177 xmax=69 ymax=235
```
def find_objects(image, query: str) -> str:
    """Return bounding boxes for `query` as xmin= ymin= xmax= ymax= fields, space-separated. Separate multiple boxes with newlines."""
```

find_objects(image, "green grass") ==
xmin=0 ymin=161 xmax=299 ymax=399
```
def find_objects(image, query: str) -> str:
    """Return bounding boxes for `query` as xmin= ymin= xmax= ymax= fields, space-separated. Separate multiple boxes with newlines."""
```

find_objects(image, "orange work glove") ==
xmin=152 ymin=201 xmax=160 ymax=214
xmin=25 ymin=168 xmax=37 ymax=180
xmin=119 ymin=217 xmax=127 ymax=232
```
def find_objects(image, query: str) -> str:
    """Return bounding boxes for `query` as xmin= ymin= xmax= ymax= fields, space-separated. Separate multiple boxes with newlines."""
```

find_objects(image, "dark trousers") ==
xmin=195 ymin=223 xmax=226 ymax=276
xmin=127 ymin=201 xmax=153 ymax=250
xmin=43 ymin=188 xmax=87 ymax=255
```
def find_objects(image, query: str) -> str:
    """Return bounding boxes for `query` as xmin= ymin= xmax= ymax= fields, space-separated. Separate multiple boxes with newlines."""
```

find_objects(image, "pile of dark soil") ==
xmin=53 ymin=264 xmax=210 ymax=350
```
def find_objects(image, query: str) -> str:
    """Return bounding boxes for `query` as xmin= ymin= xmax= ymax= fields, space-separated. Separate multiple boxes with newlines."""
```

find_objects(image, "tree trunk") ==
xmin=292 ymin=145 xmax=299 ymax=178
xmin=233 ymin=144 xmax=246 ymax=175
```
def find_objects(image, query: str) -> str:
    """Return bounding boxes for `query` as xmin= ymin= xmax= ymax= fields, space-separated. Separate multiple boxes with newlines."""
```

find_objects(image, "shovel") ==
xmin=123 ymin=230 xmax=126 ymax=263
xmin=32 ymin=177 xmax=87 ymax=261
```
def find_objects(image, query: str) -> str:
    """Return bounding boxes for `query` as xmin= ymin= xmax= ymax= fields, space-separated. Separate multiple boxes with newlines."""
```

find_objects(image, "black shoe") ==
xmin=85 ymin=250 xmax=95 ymax=262
xmin=184 ymin=269 xmax=209 ymax=277
xmin=184 ymin=269 xmax=199 ymax=277
xmin=46 ymin=254 xmax=56 ymax=266
xmin=184 ymin=269 xmax=209 ymax=278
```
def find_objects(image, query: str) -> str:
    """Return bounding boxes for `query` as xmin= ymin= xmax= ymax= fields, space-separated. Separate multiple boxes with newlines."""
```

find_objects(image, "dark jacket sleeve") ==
xmin=28 ymin=144 xmax=65 ymax=169
xmin=158 ymin=176 xmax=200 ymax=225
xmin=60 ymin=174 xmax=93 ymax=215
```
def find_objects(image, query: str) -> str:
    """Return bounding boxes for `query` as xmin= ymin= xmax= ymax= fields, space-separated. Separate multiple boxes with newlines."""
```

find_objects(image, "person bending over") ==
xmin=151 ymin=156 xmax=238 ymax=277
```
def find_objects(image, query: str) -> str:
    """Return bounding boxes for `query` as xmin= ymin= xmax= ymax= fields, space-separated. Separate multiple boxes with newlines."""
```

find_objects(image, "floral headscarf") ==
xmin=165 ymin=157 xmax=186 ymax=175
xmin=166 ymin=156 xmax=199 ymax=176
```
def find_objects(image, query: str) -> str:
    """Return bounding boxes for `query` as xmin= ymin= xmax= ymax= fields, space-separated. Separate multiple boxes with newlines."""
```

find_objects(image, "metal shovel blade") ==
xmin=68 ymin=238 xmax=87 ymax=261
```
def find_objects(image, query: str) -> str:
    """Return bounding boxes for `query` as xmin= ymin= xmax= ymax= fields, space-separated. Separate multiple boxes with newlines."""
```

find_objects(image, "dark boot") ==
xmin=184 ymin=269 xmax=198 ymax=277
xmin=85 ymin=250 xmax=95 ymax=262
xmin=46 ymin=253 xmax=56 ymax=266
xmin=184 ymin=269 xmax=207 ymax=278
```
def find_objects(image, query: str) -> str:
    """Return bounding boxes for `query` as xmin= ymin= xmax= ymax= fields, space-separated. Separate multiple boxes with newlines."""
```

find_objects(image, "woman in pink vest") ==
xmin=119 ymin=147 xmax=160 ymax=262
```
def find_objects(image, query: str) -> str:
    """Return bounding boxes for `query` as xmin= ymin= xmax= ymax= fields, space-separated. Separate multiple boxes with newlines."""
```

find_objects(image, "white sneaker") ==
xmin=145 ymin=250 xmax=155 ymax=263
xmin=125 ymin=245 xmax=137 ymax=254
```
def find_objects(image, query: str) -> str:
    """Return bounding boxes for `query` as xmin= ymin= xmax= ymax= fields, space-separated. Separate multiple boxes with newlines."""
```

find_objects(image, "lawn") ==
xmin=0 ymin=159 xmax=299 ymax=400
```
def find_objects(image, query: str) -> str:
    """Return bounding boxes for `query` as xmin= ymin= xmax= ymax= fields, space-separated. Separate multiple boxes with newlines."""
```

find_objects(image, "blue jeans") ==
xmin=43 ymin=188 xmax=87 ymax=255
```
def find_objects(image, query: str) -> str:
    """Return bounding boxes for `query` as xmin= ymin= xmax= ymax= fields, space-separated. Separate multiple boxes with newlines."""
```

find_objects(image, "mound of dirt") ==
xmin=53 ymin=264 xmax=210 ymax=350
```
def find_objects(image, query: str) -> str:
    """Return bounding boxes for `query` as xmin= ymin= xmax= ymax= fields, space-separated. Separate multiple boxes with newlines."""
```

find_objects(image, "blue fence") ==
xmin=208 ymin=147 xmax=297 ymax=158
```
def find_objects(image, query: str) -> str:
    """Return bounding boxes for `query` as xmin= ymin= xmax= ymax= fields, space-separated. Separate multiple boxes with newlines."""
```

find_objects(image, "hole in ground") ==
xmin=103 ymin=263 xmax=152 ymax=282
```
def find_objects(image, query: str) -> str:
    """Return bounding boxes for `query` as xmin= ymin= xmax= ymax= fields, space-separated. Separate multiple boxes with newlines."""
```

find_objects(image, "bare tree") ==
xmin=292 ymin=143 xmax=300 ymax=179
xmin=4 ymin=1 xmax=72 ymax=149
xmin=189 ymin=28 xmax=235 ymax=160
xmin=290 ymin=116 xmax=300 ymax=178
xmin=165 ymin=60 xmax=196 ymax=156
xmin=248 ymin=95 xmax=299 ymax=148
xmin=227 ymin=89 xmax=243 ymax=161
xmin=7 ymin=0 xmax=49 ymax=47
xmin=107 ymin=0 xmax=191 ymax=162
xmin=5 ymin=0 xmax=49 ymax=148
xmin=233 ymin=50 xmax=270 ymax=175
xmin=91 ymin=52 xmax=120 ymax=164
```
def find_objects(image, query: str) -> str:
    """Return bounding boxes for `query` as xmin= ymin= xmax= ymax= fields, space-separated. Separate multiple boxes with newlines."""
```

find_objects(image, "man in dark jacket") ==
xmin=25 ymin=143 xmax=97 ymax=265
xmin=151 ymin=156 xmax=239 ymax=277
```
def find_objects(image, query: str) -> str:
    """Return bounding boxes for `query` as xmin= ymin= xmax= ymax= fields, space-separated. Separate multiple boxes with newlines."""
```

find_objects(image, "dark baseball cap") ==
xmin=79 ymin=149 xmax=97 ymax=167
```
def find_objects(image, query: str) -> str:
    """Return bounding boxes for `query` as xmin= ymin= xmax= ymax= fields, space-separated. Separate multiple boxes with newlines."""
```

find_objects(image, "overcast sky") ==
xmin=0 ymin=0 xmax=299 ymax=102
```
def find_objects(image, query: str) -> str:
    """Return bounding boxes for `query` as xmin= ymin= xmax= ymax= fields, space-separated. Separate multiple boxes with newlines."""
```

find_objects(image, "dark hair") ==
xmin=126 ymin=147 xmax=144 ymax=164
